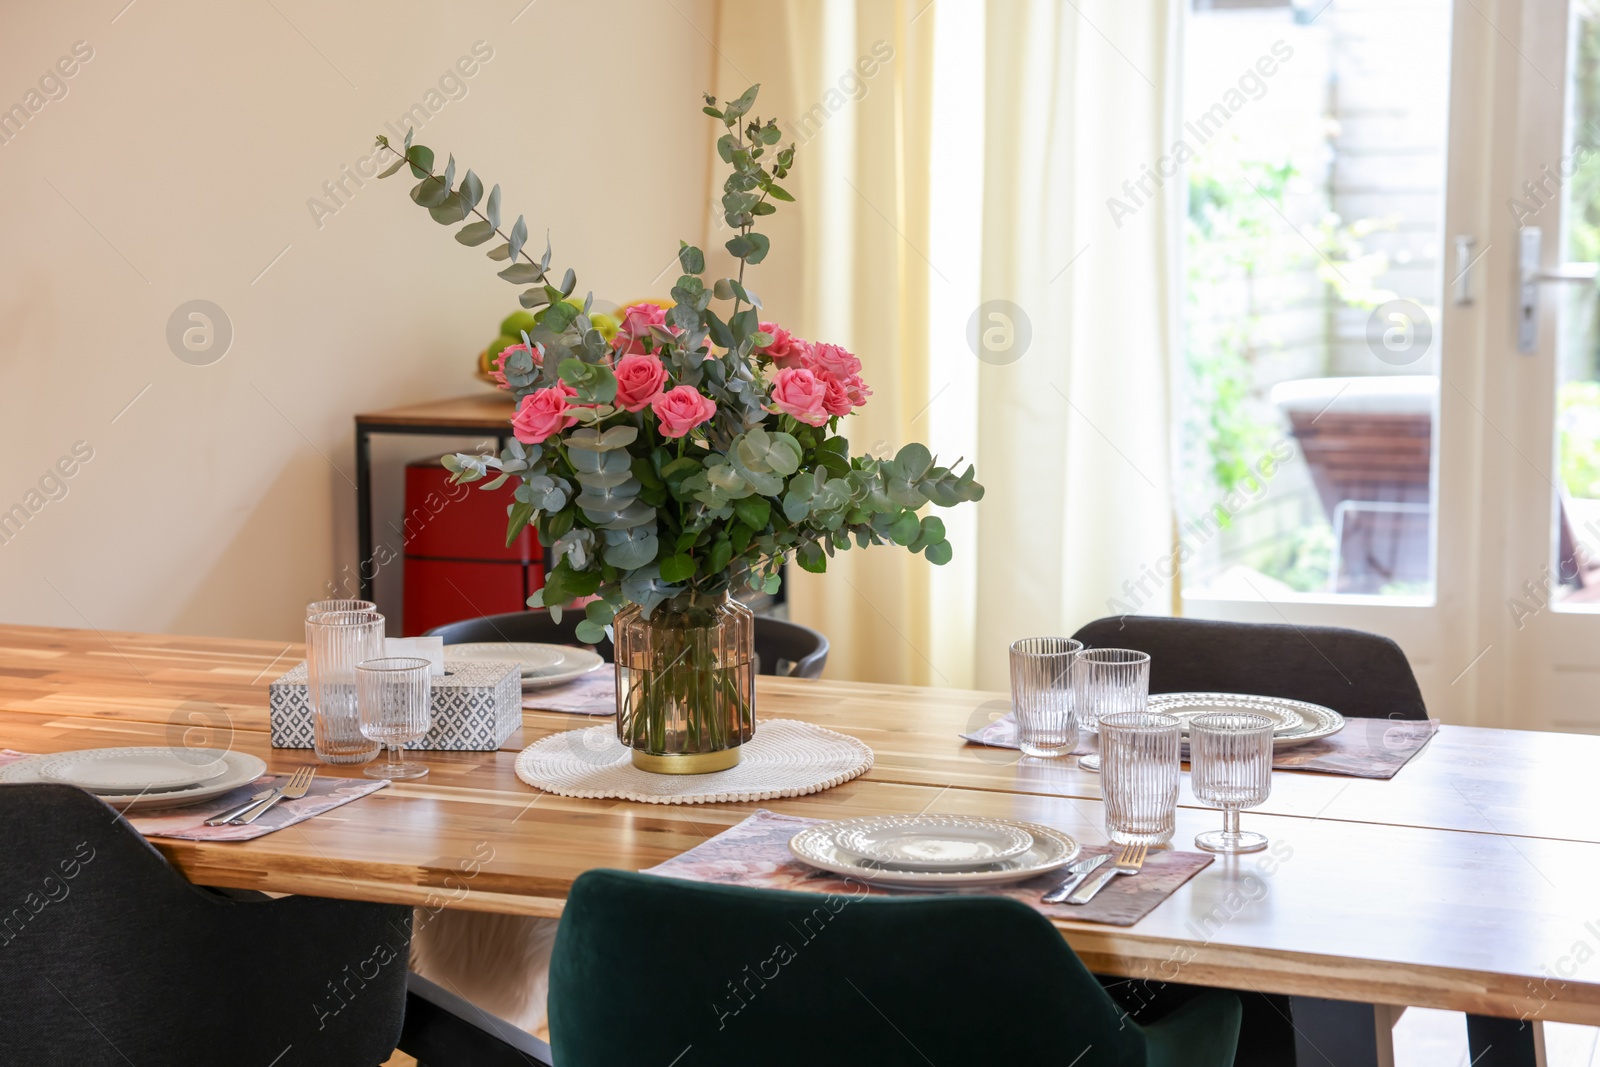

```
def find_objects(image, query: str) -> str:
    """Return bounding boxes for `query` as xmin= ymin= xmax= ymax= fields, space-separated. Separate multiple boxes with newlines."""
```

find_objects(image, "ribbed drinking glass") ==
xmin=1099 ymin=710 xmax=1180 ymax=846
xmin=1189 ymin=711 xmax=1275 ymax=854
xmin=305 ymin=610 xmax=385 ymax=765
xmin=356 ymin=656 xmax=432 ymax=780
xmin=306 ymin=599 xmax=376 ymax=618
xmin=1008 ymin=637 xmax=1082 ymax=757
xmin=1074 ymin=649 xmax=1151 ymax=772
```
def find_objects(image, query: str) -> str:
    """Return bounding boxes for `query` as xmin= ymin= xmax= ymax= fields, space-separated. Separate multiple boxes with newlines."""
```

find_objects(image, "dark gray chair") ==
xmin=0 ymin=783 xmax=412 ymax=1067
xmin=1072 ymin=614 xmax=1427 ymax=720
xmin=427 ymin=608 xmax=830 ymax=679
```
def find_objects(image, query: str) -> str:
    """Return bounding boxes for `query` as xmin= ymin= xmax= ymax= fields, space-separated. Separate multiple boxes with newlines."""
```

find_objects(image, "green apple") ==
xmin=499 ymin=310 xmax=539 ymax=337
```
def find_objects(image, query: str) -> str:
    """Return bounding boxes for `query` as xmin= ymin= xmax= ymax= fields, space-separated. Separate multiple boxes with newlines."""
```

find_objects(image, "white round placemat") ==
xmin=514 ymin=718 xmax=873 ymax=804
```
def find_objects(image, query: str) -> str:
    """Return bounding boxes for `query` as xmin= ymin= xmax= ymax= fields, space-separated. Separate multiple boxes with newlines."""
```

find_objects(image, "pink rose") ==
xmin=821 ymin=375 xmax=853 ymax=418
xmin=841 ymin=374 xmax=872 ymax=408
xmin=512 ymin=381 xmax=578 ymax=444
xmin=613 ymin=302 xmax=680 ymax=356
xmin=651 ymin=385 xmax=717 ymax=438
xmin=491 ymin=342 xmax=544 ymax=389
xmin=759 ymin=323 xmax=813 ymax=369
xmin=613 ymin=354 xmax=670 ymax=412
xmin=770 ymin=367 xmax=829 ymax=426
xmin=807 ymin=341 xmax=862 ymax=381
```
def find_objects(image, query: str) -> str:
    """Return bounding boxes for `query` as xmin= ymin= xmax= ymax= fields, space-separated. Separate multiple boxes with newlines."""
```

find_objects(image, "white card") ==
xmin=385 ymin=636 xmax=446 ymax=676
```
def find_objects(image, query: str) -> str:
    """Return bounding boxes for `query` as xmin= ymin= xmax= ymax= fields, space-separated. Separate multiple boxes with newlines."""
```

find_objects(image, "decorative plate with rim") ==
xmin=445 ymin=643 xmax=606 ymax=689
xmin=831 ymin=814 xmax=1035 ymax=871
xmin=37 ymin=747 xmax=230 ymax=793
xmin=1148 ymin=693 xmax=1345 ymax=748
xmin=0 ymin=749 xmax=268 ymax=809
xmin=789 ymin=819 xmax=1079 ymax=889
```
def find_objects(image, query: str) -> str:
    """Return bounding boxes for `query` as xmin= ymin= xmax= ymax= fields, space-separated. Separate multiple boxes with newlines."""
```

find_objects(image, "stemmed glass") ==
xmin=356 ymin=657 xmax=433 ymax=780
xmin=1008 ymin=637 xmax=1082 ymax=758
xmin=1189 ymin=712 xmax=1275 ymax=854
xmin=1074 ymin=649 xmax=1151 ymax=772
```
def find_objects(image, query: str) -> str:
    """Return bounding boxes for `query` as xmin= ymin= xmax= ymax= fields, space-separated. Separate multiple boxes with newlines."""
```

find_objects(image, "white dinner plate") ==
xmin=1149 ymin=692 xmax=1345 ymax=748
xmin=0 ymin=749 xmax=269 ymax=810
xmin=38 ymin=747 xmax=230 ymax=793
xmin=832 ymin=815 xmax=1035 ymax=871
xmin=445 ymin=642 xmax=606 ymax=689
xmin=448 ymin=642 xmax=568 ymax=675
xmin=789 ymin=819 xmax=1079 ymax=889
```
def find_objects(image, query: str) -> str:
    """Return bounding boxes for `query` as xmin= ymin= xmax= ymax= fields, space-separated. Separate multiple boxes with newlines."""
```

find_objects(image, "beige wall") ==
xmin=0 ymin=0 xmax=715 ymax=640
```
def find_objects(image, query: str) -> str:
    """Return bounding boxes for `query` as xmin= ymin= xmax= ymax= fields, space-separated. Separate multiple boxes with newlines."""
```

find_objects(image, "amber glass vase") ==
xmin=614 ymin=591 xmax=755 ymax=773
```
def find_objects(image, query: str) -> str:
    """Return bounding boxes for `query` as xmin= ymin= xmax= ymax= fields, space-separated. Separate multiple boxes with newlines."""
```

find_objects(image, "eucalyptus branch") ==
xmin=375 ymin=140 xmax=547 ymax=275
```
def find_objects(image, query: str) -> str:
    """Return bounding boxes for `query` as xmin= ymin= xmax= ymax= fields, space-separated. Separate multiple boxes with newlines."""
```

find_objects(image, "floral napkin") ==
xmin=643 ymin=809 xmax=1213 ymax=927
xmin=522 ymin=671 xmax=617 ymax=716
xmin=0 ymin=750 xmax=387 ymax=841
xmin=961 ymin=713 xmax=1439 ymax=780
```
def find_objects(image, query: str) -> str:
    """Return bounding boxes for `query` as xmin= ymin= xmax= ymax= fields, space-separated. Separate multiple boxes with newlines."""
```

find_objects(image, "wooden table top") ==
xmin=2 ymin=624 xmax=1596 ymax=1024
xmin=354 ymin=392 xmax=515 ymax=431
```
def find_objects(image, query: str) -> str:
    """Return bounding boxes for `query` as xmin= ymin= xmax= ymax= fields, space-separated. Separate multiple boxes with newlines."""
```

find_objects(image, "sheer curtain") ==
xmin=712 ymin=0 xmax=1180 ymax=690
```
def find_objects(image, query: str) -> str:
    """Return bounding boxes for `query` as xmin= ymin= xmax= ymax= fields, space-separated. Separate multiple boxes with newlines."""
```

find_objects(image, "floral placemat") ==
xmin=961 ymin=714 xmax=1439 ymax=780
xmin=522 ymin=672 xmax=616 ymax=716
xmin=0 ymin=750 xmax=387 ymax=841
xmin=642 ymin=809 xmax=1212 ymax=927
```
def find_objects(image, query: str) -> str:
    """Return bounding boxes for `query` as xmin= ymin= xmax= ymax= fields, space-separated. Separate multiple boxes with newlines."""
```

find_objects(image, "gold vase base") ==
xmin=630 ymin=746 xmax=742 ymax=775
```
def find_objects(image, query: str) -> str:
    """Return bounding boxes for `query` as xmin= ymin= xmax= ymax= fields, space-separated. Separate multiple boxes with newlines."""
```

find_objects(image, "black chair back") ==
xmin=427 ymin=609 xmax=829 ymax=679
xmin=0 ymin=783 xmax=411 ymax=1066
xmin=1071 ymin=615 xmax=1427 ymax=720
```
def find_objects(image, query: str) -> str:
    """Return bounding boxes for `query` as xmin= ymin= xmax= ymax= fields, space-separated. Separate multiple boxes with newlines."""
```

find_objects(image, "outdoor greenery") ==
xmin=1184 ymin=153 xmax=1398 ymax=591
xmin=374 ymin=84 xmax=982 ymax=644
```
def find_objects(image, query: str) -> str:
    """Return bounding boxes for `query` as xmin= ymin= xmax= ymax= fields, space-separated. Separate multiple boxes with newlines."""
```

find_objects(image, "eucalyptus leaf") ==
xmin=459 ymin=170 xmax=483 ymax=210
xmin=455 ymin=220 xmax=496 ymax=246
xmin=499 ymin=262 xmax=544 ymax=284
xmin=411 ymin=177 xmax=449 ymax=208
xmin=508 ymin=215 xmax=527 ymax=265
xmin=485 ymin=184 xmax=502 ymax=229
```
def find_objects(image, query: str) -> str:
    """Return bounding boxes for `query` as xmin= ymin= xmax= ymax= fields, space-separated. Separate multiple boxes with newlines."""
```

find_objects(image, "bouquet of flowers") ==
xmin=376 ymin=84 xmax=981 ymax=770
xmin=375 ymin=83 xmax=982 ymax=645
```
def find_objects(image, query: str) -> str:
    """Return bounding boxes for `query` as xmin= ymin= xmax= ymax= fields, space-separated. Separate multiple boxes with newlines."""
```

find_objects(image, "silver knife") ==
xmin=204 ymin=789 xmax=275 ymax=827
xmin=1041 ymin=853 xmax=1109 ymax=904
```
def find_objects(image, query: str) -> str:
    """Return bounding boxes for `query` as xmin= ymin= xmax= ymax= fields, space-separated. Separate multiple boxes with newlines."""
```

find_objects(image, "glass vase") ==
xmin=614 ymin=591 xmax=755 ymax=774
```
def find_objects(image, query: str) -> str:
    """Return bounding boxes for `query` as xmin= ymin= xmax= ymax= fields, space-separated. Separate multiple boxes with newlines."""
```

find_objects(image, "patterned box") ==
xmin=269 ymin=659 xmax=521 ymax=751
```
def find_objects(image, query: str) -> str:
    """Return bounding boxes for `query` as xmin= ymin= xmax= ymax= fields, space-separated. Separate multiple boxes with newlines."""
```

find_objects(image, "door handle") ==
xmin=1518 ymin=226 xmax=1598 ymax=353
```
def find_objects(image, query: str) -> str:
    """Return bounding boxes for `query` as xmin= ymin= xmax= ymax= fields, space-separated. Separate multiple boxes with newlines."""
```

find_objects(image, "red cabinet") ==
xmin=401 ymin=458 xmax=544 ymax=635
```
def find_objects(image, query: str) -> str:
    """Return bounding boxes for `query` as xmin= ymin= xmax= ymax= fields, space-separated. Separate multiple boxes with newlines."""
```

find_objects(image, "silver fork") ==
xmin=1066 ymin=842 xmax=1147 ymax=905
xmin=234 ymin=766 xmax=316 ymax=825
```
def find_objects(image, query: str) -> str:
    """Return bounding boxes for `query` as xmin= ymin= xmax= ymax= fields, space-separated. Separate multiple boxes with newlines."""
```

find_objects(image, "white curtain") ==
xmin=714 ymin=0 xmax=1180 ymax=690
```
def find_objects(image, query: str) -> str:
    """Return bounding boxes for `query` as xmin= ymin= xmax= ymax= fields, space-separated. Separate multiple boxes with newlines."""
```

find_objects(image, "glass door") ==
xmin=1503 ymin=0 xmax=1600 ymax=731
xmin=1175 ymin=0 xmax=1469 ymax=714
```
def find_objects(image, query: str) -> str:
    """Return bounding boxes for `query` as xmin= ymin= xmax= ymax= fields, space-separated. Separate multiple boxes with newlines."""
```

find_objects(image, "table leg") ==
xmin=1290 ymin=996 xmax=1380 ymax=1066
xmin=1465 ymin=1014 xmax=1539 ymax=1067
xmin=356 ymin=426 xmax=374 ymax=601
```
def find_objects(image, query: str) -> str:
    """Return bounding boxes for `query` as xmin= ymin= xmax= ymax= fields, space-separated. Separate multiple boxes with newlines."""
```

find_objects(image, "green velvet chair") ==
xmin=549 ymin=869 xmax=1241 ymax=1067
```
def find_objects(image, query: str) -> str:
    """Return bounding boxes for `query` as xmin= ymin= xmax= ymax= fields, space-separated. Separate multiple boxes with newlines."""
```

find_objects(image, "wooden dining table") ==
xmin=3 ymin=623 xmax=1597 ymax=1063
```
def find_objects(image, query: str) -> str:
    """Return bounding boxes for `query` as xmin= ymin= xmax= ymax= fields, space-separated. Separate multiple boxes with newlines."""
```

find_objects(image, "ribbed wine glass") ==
xmin=1189 ymin=712 xmax=1274 ymax=854
xmin=355 ymin=657 xmax=432 ymax=780
xmin=1008 ymin=637 xmax=1082 ymax=758
xmin=1074 ymin=649 xmax=1151 ymax=772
